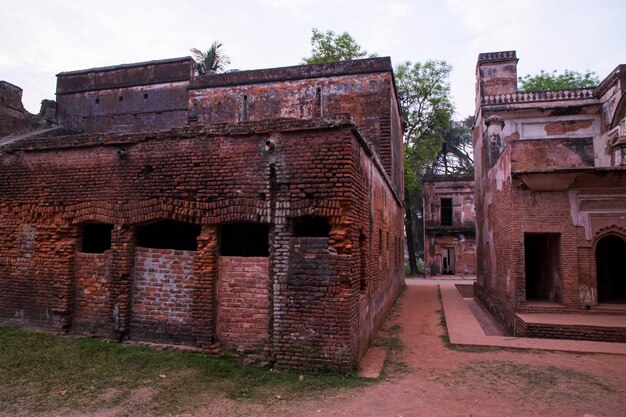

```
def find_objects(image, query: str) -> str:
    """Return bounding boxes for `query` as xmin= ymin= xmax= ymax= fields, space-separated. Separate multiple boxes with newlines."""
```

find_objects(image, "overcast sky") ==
xmin=1 ymin=0 xmax=625 ymax=117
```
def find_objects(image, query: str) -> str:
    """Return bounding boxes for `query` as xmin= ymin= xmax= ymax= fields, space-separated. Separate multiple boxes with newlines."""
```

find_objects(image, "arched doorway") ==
xmin=596 ymin=235 xmax=626 ymax=303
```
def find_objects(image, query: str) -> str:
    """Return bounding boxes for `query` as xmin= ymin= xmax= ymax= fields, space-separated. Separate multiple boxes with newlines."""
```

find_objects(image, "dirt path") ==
xmin=288 ymin=284 xmax=626 ymax=417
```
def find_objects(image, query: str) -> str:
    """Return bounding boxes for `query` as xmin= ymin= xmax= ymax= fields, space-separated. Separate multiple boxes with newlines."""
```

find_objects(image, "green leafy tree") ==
xmin=395 ymin=60 xmax=454 ymax=275
xmin=302 ymin=28 xmax=369 ymax=64
xmin=518 ymin=70 xmax=599 ymax=92
xmin=191 ymin=41 xmax=231 ymax=74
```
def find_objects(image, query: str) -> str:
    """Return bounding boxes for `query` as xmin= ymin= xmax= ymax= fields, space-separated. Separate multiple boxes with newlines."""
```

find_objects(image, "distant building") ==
xmin=422 ymin=174 xmax=476 ymax=277
xmin=0 ymin=56 xmax=405 ymax=370
xmin=474 ymin=51 xmax=626 ymax=341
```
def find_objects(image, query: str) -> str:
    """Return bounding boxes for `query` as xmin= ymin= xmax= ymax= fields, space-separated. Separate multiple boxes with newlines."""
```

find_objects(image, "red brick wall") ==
xmin=73 ymin=252 xmax=111 ymax=335
xmin=0 ymin=117 xmax=404 ymax=370
xmin=217 ymin=257 xmax=270 ymax=354
xmin=130 ymin=247 xmax=195 ymax=343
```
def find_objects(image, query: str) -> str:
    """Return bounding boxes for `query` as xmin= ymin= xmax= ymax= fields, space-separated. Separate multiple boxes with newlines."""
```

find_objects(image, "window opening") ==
xmin=135 ymin=220 xmax=201 ymax=251
xmin=440 ymin=198 xmax=453 ymax=226
xmin=81 ymin=223 xmax=113 ymax=253
xmin=293 ymin=216 xmax=330 ymax=237
xmin=524 ymin=233 xmax=562 ymax=302
xmin=220 ymin=223 xmax=269 ymax=256
xmin=242 ymin=94 xmax=248 ymax=121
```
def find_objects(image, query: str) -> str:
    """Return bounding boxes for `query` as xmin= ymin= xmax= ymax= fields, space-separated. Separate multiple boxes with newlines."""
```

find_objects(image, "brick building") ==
xmin=474 ymin=51 xmax=626 ymax=341
xmin=422 ymin=174 xmax=476 ymax=277
xmin=0 ymin=56 xmax=405 ymax=370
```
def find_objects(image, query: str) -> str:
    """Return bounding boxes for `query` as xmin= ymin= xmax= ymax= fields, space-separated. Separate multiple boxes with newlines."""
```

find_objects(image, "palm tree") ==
xmin=190 ymin=41 xmax=231 ymax=75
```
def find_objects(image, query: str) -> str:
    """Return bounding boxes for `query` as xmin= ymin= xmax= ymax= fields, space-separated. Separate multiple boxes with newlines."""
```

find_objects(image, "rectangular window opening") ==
xmin=81 ymin=223 xmax=114 ymax=253
xmin=135 ymin=220 xmax=201 ymax=251
xmin=293 ymin=216 xmax=330 ymax=238
xmin=524 ymin=233 xmax=562 ymax=302
xmin=220 ymin=222 xmax=269 ymax=256
xmin=441 ymin=198 xmax=453 ymax=226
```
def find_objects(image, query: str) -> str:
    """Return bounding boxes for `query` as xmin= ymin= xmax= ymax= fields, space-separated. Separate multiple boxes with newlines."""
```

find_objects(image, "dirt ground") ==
xmin=49 ymin=284 xmax=626 ymax=417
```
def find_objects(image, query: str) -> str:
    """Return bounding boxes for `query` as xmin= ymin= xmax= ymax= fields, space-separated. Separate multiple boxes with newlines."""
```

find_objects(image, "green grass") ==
xmin=0 ymin=327 xmax=369 ymax=416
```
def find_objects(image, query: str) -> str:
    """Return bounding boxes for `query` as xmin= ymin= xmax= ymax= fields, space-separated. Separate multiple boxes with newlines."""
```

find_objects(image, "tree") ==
xmin=518 ymin=69 xmax=599 ymax=92
xmin=302 ymin=28 xmax=368 ymax=64
xmin=430 ymin=116 xmax=474 ymax=175
xmin=190 ymin=41 xmax=231 ymax=74
xmin=395 ymin=60 xmax=454 ymax=275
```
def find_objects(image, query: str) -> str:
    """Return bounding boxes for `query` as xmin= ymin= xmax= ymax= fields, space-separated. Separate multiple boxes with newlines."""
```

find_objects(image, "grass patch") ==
xmin=432 ymin=360 xmax=615 ymax=402
xmin=370 ymin=292 xmax=409 ymax=377
xmin=0 ymin=327 xmax=369 ymax=416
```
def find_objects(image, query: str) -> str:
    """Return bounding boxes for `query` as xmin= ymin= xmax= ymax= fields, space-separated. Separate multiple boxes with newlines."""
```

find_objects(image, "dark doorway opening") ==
xmin=440 ymin=198 xmax=453 ymax=226
xmin=81 ymin=223 xmax=114 ymax=253
xmin=525 ymin=233 xmax=562 ymax=302
xmin=135 ymin=220 xmax=201 ymax=251
xmin=220 ymin=223 xmax=269 ymax=256
xmin=442 ymin=247 xmax=455 ymax=275
xmin=596 ymin=235 xmax=626 ymax=304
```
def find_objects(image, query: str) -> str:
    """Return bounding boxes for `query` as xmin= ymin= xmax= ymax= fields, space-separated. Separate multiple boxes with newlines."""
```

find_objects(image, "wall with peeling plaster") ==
xmin=473 ymin=51 xmax=626 ymax=341
xmin=422 ymin=174 xmax=476 ymax=276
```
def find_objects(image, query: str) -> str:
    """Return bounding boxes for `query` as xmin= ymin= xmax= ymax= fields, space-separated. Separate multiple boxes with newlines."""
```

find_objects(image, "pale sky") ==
xmin=1 ymin=0 xmax=625 ymax=118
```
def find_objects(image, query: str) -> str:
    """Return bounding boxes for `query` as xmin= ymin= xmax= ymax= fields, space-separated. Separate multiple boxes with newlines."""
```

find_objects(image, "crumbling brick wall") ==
xmin=0 ymin=57 xmax=405 ymax=369
xmin=73 ymin=252 xmax=111 ymax=335
xmin=0 ymin=116 xmax=404 ymax=369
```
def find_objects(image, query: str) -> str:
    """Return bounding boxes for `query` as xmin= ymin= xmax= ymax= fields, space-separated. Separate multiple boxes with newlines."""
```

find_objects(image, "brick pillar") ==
xmin=53 ymin=220 xmax=79 ymax=332
xmin=192 ymin=225 xmax=218 ymax=347
xmin=109 ymin=224 xmax=135 ymax=339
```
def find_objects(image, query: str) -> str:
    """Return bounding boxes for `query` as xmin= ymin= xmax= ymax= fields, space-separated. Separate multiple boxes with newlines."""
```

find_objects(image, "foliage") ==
xmin=190 ymin=41 xmax=231 ymax=74
xmin=302 ymin=28 xmax=369 ymax=64
xmin=518 ymin=69 xmax=599 ymax=92
xmin=395 ymin=60 xmax=454 ymax=200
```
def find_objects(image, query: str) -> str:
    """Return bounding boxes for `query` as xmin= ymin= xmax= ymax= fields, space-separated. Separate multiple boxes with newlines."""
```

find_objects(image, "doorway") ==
xmin=442 ymin=247 xmax=455 ymax=275
xmin=596 ymin=235 xmax=626 ymax=304
xmin=524 ymin=233 xmax=562 ymax=302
